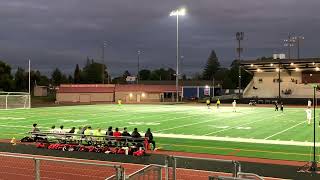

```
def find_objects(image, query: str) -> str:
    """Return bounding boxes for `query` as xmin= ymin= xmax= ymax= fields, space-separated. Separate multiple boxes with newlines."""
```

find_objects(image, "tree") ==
xmin=122 ymin=70 xmax=131 ymax=79
xmin=203 ymin=50 xmax=220 ymax=80
xmin=51 ymin=68 xmax=63 ymax=86
xmin=229 ymin=60 xmax=253 ymax=89
xmin=139 ymin=69 xmax=151 ymax=80
xmin=14 ymin=67 xmax=27 ymax=91
xmin=0 ymin=61 xmax=14 ymax=91
xmin=74 ymin=64 xmax=81 ymax=84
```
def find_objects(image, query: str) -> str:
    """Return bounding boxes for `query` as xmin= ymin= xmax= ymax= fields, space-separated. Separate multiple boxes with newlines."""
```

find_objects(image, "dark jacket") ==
xmin=131 ymin=131 xmax=141 ymax=138
xmin=122 ymin=131 xmax=131 ymax=137
xmin=145 ymin=131 xmax=153 ymax=141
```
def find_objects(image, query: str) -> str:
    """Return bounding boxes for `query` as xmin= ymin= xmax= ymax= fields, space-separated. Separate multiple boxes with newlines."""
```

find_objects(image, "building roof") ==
xmin=57 ymin=84 xmax=181 ymax=93
xmin=115 ymin=84 xmax=181 ymax=93
xmin=241 ymin=58 xmax=320 ymax=72
xmin=57 ymin=84 xmax=115 ymax=93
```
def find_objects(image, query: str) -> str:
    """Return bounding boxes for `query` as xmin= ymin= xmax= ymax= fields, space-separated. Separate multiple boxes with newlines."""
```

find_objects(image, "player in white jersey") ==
xmin=306 ymin=107 xmax=312 ymax=125
xmin=232 ymin=100 xmax=237 ymax=112
xmin=308 ymin=99 xmax=312 ymax=108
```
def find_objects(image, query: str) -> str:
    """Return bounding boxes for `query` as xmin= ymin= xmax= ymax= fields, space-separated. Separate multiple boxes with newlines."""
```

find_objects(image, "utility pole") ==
xmin=236 ymin=32 xmax=244 ymax=100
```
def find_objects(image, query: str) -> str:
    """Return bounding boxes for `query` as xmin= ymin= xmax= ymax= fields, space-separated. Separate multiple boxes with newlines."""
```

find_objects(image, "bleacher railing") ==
xmin=0 ymin=153 xmax=125 ymax=180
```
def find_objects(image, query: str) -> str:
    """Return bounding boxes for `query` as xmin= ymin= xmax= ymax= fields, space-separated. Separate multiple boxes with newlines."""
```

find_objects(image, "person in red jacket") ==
xmin=113 ymin=127 xmax=122 ymax=146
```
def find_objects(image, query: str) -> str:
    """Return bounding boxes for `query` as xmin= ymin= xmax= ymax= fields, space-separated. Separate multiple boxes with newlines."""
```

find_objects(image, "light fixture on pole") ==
xmin=236 ymin=32 xmax=244 ymax=100
xmin=170 ymin=8 xmax=186 ymax=102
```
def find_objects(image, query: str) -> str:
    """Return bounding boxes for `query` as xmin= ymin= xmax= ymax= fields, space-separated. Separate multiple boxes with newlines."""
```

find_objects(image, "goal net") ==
xmin=0 ymin=92 xmax=31 ymax=109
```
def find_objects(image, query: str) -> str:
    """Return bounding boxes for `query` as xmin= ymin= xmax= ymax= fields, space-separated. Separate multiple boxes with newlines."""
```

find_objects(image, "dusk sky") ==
xmin=1 ymin=0 xmax=320 ymax=77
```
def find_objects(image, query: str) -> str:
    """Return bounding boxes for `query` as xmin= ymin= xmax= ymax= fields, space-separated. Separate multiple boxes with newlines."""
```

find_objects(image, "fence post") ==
xmin=172 ymin=157 xmax=176 ymax=180
xmin=115 ymin=166 xmax=124 ymax=180
xmin=34 ymin=158 xmax=40 ymax=180
xmin=165 ymin=156 xmax=169 ymax=180
xmin=233 ymin=161 xmax=241 ymax=177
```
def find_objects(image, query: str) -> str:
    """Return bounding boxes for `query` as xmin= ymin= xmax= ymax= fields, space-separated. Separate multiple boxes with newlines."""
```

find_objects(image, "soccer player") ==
xmin=280 ymin=102 xmax=284 ymax=112
xmin=308 ymin=99 xmax=312 ymax=108
xmin=306 ymin=107 xmax=312 ymax=125
xmin=216 ymin=99 xmax=221 ymax=109
xmin=274 ymin=102 xmax=278 ymax=111
xmin=232 ymin=100 xmax=237 ymax=112
xmin=206 ymin=99 xmax=211 ymax=109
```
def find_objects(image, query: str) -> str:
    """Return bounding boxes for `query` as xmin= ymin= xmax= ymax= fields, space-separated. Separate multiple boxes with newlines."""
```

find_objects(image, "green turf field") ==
xmin=0 ymin=104 xmax=319 ymax=162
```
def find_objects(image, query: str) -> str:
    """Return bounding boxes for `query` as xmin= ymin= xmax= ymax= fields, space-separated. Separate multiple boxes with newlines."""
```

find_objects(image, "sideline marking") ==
xmin=154 ymin=133 xmax=320 ymax=147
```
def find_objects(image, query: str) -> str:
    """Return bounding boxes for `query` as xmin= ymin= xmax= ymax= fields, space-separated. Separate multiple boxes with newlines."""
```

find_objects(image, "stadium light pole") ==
xmin=292 ymin=36 xmax=304 ymax=60
xmin=101 ymin=41 xmax=108 ymax=84
xmin=28 ymin=59 xmax=31 ymax=108
xmin=236 ymin=32 xmax=244 ymax=100
xmin=284 ymin=34 xmax=295 ymax=61
xmin=170 ymin=8 xmax=186 ymax=102
xmin=137 ymin=50 xmax=141 ymax=84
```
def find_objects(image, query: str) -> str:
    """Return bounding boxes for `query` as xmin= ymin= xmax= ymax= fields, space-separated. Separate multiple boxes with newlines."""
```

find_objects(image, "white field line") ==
xmin=264 ymin=121 xmax=307 ymax=140
xmin=153 ymin=108 xmax=270 ymax=133
xmin=154 ymin=133 xmax=320 ymax=147
xmin=0 ymin=106 xmax=173 ymax=125
xmin=203 ymin=114 xmax=283 ymax=136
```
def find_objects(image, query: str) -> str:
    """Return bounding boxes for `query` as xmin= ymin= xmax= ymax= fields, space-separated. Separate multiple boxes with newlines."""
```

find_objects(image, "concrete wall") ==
xmin=56 ymin=93 xmax=114 ymax=103
xmin=34 ymin=87 xmax=47 ymax=97
xmin=115 ymin=92 xmax=162 ymax=103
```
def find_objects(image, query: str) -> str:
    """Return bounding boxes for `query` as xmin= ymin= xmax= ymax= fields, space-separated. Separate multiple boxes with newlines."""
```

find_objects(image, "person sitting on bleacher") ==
xmin=131 ymin=128 xmax=141 ymax=138
xmin=122 ymin=127 xmax=131 ymax=137
xmin=106 ymin=126 xmax=113 ymax=136
xmin=94 ymin=128 xmax=103 ymax=143
xmin=31 ymin=123 xmax=41 ymax=141
xmin=113 ymin=128 xmax=122 ymax=146
xmin=113 ymin=127 xmax=121 ymax=137
xmin=59 ymin=125 xmax=65 ymax=134
xmin=145 ymin=128 xmax=156 ymax=150
xmin=84 ymin=126 xmax=93 ymax=144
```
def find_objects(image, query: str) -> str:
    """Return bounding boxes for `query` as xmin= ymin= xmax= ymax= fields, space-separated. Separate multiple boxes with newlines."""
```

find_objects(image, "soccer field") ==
xmin=0 ymin=104 xmax=319 ymax=162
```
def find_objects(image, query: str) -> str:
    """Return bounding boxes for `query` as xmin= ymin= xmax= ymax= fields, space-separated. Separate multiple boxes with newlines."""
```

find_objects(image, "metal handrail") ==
xmin=0 ymin=153 xmax=121 ymax=168
xmin=126 ymin=164 xmax=163 ymax=179
xmin=237 ymin=172 xmax=264 ymax=180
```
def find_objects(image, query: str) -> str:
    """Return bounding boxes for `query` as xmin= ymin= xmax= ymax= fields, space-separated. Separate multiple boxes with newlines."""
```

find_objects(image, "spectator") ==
xmin=80 ymin=126 xmax=86 ymax=134
xmin=145 ymin=128 xmax=156 ymax=150
xmin=59 ymin=125 xmax=65 ymax=134
xmin=122 ymin=127 xmax=131 ymax=137
xmin=32 ymin=123 xmax=40 ymax=133
xmin=31 ymin=123 xmax=41 ymax=141
xmin=49 ymin=125 xmax=58 ymax=133
xmin=106 ymin=126 xmax=113 ymax=136
xmin=131 ymin=128 xmax=141 ymax=138
xmin=94 ymin=128 xmax=103 ymax=142
xmin=69 ymin=127 xmax=76 ymax=133
xmin=113 ymin=128 xmax=121 ymax=137
xmin=84 ymin=126 xmax=93 ymax=136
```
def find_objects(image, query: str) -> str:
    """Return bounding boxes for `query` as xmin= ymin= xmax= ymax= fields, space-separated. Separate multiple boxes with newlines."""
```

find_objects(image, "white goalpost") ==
xmin=0 ymin=92 xmax=31 ymax=109
xmin=0 ymin=60 xmax=32 ymax=110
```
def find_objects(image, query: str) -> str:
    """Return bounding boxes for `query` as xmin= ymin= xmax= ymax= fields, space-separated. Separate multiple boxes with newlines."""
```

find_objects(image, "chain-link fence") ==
xmin=0 ymin=153 xmax=124 ymax=180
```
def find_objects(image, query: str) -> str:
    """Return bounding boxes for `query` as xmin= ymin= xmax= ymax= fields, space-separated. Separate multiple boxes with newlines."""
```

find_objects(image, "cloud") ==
xmin=0 ymin=0 xmax=320 ymax=77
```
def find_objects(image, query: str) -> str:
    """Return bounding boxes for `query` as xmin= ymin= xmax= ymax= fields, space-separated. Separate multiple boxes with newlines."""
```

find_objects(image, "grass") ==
xmin=0 ymin=104 xmax=319 ymax=162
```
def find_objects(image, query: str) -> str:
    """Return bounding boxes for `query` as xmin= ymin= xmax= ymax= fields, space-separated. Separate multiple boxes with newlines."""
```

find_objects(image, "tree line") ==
xmin=0 ymin=50 xmax=253 ymax=92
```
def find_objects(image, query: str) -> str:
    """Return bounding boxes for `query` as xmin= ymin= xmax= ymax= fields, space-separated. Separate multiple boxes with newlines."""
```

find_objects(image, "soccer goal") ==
xmin=0 ymin=92 xmax=31 ymax=109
